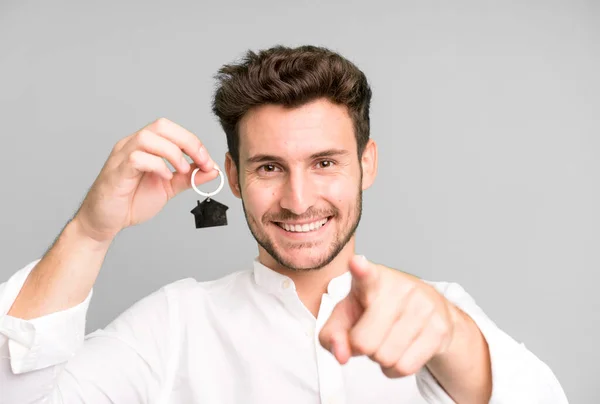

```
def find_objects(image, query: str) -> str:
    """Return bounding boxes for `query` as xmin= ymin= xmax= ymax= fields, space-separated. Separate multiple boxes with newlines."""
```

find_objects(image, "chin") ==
xmin=276 ymin=249 xmax=331 ymax=272
xmin=268 ymin=234 xmax=349 ymax=272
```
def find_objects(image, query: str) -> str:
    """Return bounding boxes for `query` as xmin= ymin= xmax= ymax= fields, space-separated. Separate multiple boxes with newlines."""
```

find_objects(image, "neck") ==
xmin=257 ymin=238 xmax=356 ymax=317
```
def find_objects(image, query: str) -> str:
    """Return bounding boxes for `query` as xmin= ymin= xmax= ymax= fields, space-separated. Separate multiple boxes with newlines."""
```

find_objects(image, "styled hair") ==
xmin=212 ymin=45 xmax=372 ymax=168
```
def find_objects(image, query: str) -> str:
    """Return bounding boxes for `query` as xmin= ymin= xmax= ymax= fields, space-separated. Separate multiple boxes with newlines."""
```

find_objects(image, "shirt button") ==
xmin=282 ymin=279 xmax=291 ymax=289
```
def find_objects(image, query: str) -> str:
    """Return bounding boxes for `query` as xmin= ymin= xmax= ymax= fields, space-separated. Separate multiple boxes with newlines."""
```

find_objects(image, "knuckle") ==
xmin=414 ymin=297 xmax=435 ymax=319
xmin=395 ymin=358 xmax=419 ymax=376
xmin=136 ymin=129 xmax=153 ymax=145
xmin=349 ymin=333 xmax=375 ymax=356
xmin=127 ymin=150 xmax=142 ymax=165
xmin=430 ymin=313 xmax=449 ymax=336
xmin=401 ymin=281 xmax=418 ymax=297
xmin=113 ymin=138 xmax=127 ymax=152
xmin=154 ymin=117 xmax=170 ymax=130
xmin=374 ymin=351 xmax=396 ymax=368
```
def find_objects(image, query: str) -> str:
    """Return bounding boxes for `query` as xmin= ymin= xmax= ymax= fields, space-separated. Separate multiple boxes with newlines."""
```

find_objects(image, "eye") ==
xmin=258 ymin=164 xmax=280 ymax=174
xmin=317 ymin=160 xmax=335 ymax=168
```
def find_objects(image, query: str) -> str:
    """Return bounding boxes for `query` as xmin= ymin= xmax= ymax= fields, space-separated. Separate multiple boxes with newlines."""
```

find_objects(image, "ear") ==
xmin=225 ymin=152 xmax=242 ymax=199
xmin=360 ymin=139 xmax=378 ymax=190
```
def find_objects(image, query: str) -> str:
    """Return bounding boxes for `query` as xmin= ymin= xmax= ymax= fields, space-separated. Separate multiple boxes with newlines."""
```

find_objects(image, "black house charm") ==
xmin=190 ymin=198 xmax=229 ymax=228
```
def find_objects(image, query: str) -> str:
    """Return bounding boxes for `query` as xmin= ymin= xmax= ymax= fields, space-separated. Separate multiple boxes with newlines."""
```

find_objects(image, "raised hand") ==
xmin=74 ymin=117 xmax=219 ymax=243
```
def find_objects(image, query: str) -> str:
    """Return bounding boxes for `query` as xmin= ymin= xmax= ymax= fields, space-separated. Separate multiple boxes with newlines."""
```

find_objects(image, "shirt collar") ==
xmin=252 ymin=257 xmax=352 ymax=300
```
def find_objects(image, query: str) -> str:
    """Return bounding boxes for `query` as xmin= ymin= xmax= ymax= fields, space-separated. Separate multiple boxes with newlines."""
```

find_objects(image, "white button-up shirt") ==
xmin=0 ymin=258 xmax=568 ymax=403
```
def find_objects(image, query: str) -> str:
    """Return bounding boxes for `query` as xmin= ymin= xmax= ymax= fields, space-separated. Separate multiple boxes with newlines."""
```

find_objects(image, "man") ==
xmin=0 ymin=45 xmax=567 ymax=403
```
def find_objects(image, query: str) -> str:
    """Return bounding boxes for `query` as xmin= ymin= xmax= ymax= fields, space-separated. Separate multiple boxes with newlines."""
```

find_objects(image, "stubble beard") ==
xmin=241 ymin=187 xmax=363 ymax=272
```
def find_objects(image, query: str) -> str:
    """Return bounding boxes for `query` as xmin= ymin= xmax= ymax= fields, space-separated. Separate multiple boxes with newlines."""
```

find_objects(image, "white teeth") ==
xmin=278 ymin=218 xmax=328 ymax=233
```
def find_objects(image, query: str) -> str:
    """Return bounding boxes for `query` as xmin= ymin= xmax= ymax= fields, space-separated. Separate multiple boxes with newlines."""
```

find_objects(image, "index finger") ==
xmin=147 ymin=117 xmax=215 ymax=172
xmin=349 ymin=255 xmax=381 ymax=301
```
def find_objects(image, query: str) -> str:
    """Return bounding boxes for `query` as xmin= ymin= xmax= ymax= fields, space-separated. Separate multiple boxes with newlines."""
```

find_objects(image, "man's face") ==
xmin=226 ymin=98 xmax=375 ymax=271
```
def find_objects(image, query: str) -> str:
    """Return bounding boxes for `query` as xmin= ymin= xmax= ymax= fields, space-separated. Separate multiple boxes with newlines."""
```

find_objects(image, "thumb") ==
xmin=319 ymin=296 xmax=362 ymax=365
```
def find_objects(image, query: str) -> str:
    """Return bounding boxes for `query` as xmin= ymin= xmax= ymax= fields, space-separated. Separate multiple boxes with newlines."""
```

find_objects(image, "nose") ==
xmin=279 ymin=170 xmax=316 ymax=215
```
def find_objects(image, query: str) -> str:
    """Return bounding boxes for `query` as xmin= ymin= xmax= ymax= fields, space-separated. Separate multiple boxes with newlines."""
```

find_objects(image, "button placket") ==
xmin=305 ymin=324 xmax=315 ymax=338
xmin=315 ymin=293 xmax=346 ymax=404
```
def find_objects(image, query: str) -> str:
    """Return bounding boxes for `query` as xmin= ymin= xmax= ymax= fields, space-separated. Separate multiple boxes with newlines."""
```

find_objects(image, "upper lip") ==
xmin=274 ymin=217 xmax=330 ymax=225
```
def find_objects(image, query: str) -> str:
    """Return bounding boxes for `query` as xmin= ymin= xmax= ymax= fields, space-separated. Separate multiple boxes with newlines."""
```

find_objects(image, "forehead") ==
xmin=238 ymin=98 xmax=356 ymax=160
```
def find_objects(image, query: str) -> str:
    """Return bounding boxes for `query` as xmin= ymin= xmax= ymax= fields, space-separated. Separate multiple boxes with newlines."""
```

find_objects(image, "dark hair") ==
xmin=212 ymin=45 xmax=372 ymax=168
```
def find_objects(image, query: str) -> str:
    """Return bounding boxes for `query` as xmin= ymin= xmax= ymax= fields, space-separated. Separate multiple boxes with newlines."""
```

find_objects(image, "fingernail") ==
xmin=358 ymin=255 xmax=367 ymax=263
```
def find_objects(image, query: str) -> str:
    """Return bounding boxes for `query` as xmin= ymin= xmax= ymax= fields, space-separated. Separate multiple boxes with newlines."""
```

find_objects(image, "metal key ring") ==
xmin=191 ymin=166 xmax=224 ymax=198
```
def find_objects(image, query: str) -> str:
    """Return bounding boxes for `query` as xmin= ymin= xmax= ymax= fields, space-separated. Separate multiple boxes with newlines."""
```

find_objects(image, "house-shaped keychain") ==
xmin=191 ymin=197 xmax=228 ymax=228
xmin=190 ymin=166 xmax=229 ymax=229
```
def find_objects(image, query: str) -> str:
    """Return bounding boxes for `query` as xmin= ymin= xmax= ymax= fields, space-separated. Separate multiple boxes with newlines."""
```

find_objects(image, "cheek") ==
xmin=244 ymin=183 xmax=278 ymax=215
xmin=318 ymin=177 xmax=357 ymax=205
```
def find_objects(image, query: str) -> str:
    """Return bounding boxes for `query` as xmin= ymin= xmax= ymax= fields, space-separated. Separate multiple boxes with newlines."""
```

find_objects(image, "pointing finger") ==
xmin=349 ymin=255 xmax=381 ymax=305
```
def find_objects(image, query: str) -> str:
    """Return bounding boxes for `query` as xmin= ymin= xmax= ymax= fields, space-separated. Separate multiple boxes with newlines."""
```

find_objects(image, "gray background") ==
xmin=0 ymin=0 xmax=597 ymax=402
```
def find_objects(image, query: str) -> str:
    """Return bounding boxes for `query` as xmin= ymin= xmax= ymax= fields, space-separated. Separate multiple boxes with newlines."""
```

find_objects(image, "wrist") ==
xmin=426 ymin=303 xmax=492 ymax=402
xmin=66 ymin=217 xmax=114 ymax=252
xmin=427 ymin=301 xmax=491 ymax=373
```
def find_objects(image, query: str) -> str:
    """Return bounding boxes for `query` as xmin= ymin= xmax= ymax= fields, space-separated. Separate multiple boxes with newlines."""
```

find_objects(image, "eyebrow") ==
xmin=245 ymin=148 xmax=350 ymax=165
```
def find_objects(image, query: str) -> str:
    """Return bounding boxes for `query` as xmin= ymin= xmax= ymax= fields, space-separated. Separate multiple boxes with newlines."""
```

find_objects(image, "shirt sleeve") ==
xmin=0 ymin=259 xmax=93 ymax=376
xmin=415 ymin=281 xmax=569 ymax=404
xmin=0 ymin=259 xmax=179 ymax=404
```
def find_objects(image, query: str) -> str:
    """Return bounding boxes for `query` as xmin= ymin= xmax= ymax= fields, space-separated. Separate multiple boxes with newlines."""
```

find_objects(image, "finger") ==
xmin=121 ymin=129 xmax=191 ymax=174
xmin=381 ymin=320 xmax=443 ymax=378
xmin=371 ymin=288 xmax=434 ymax=368
xmin=348 ymin=289 xmax=407 ymax=358
xmin=147 ymin=118 xmax=215 ymax=172
xmin=319 ymin=297 xmax=362 ymax=365
xmin=120 ymin=150 xmax=173 ymax=181
xmin=170 ymin=162 xmax=219 ymax=196
xmin=348 ymin=255 xmax=380 ymax=302
xmin=111 ymin=132 xmax=136 ymax=154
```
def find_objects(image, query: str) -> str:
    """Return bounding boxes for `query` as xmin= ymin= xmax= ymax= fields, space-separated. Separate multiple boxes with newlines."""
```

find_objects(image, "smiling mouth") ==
xmin=274 ymin=217 xmax=331 ymax=233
